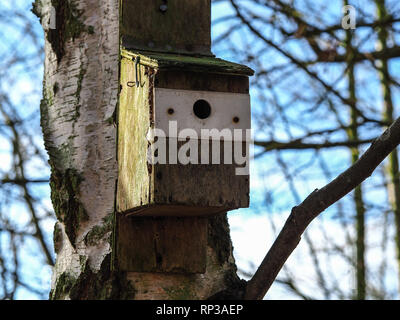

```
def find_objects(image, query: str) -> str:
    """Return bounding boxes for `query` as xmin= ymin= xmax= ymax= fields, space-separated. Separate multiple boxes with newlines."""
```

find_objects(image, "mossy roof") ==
xmin=121 ymin=49 xmax=254 ymax=76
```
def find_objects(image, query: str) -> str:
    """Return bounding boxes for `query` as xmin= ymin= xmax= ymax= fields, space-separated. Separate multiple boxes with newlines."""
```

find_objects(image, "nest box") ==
xmin=117 ymin=51 xmax=253 ymax=217
xmin=116 ymin=0 xmax=254 ymax=218
xmin=115 ymin=0 xmax=254 ymax=274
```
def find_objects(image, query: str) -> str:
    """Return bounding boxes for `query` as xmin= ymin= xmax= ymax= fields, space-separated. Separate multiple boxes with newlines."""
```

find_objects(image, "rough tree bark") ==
xmin=35 ymin=0 xmax=242 ymax=300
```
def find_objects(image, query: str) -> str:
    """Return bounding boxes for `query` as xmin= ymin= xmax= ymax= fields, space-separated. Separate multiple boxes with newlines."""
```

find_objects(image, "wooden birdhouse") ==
xmin=115 ymin=0 xmax=253 ymax=273
xmin=116 ymin=0 xmax=254 ymax=218
xmin=117 ymin=51 xmax=253 ymax=217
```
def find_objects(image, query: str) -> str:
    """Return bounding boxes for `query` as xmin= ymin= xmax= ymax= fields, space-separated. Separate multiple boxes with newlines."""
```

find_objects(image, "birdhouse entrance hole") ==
xmin=193 ymin=99 xmax=211 ymax=119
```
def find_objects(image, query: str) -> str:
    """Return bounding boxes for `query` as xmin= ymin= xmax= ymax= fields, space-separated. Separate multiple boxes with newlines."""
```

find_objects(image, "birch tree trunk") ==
xmin=35 ymin=0 xmax=242 ymax=300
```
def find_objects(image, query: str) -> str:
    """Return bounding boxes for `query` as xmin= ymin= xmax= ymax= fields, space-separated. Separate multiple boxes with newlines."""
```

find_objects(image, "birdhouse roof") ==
xmin=121 ymin=49 xmax=254 ymax=76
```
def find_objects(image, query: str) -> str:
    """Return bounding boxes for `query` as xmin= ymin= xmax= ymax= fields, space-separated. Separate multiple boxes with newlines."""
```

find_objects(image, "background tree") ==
xmin=0 ymin=0 xmax=53 ymax=299
xmin=212 ymin=0 xmax=400 ymax=299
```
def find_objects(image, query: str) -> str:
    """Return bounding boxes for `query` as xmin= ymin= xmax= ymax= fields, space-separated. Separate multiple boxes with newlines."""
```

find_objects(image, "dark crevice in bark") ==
xmin=208 ymin=214 xmax=233 ymax=265
xmin=50 ymin=254 xmax=136 ymax=300
xmin=49 ymin=166 xmax=88 ymax=247
xmin=32 ymin=0 xmax=91 ymax=62
xmin=207 ymin=274 xmax=247 ymax=300
xmin=207 ymin=214 xmax=247 ymax=300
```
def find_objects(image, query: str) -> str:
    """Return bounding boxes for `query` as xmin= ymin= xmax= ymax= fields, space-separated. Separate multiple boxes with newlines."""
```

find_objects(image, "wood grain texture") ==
xmin=117 ymin=215 xmax=207 ymax=273
xmin=117 ymin=57 xmax=153 ymax=213
xmin=156 ymin=70 xmax=250 ymax=93
xmin=121 ymin=0 xmax=211 ymax=55
xmin=153 ymin=140 xmax=249 ymax=208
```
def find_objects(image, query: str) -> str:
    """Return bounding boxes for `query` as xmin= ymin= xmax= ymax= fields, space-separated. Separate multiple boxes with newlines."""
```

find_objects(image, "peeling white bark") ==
xmin=41 ymin=0 xmax=119 ymax=290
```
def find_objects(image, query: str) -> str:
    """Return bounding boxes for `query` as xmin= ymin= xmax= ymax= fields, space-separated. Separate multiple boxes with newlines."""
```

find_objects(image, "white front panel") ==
xmin=154 ymin=88 xmax=251 ymax=141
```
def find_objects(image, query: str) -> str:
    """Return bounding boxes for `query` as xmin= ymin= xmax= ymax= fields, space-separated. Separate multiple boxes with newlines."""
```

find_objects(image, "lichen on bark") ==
xmin=207 ymin=214 xmax=247 ymax=299
xmin=208 ymin=214 xmax=235 ymax=265
xmin=40 ymin=78 xmax=88 ymax=247
xmin=53 ymin=222 xmax=62 ymax=253
xmin=37 ymin=0 xmax=122 ymax=300
xmin=74 ymin=66 xmax=87 ymax=120
xmin=84 ymin=213 xmax=114 ymax=246
xmin=50 ymin=254 xmax=135 ymax=300
xmin=33 ymin=0 xmax=93 ymax=62
xmin=50 ymin=166 xmax=88 ymax=247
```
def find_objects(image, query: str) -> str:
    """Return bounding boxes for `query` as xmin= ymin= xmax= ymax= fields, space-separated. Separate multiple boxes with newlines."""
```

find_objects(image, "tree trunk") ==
xmin=343 ymin=2 xmax=366 ymax=298
xmin=36 ymin=0 xmax=242 ymax=300
xmin=375 ymin=0 xmax=400 ymax=291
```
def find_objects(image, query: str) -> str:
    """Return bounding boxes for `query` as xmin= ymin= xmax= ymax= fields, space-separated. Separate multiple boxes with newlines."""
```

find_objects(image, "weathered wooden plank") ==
xmin=154 ymin=140 xmax=249 ymax=207
xmin=121 ymin=0 xmax=211 ymax=55
xmin=156 ymin=71 xmax=250 ymax=93
xmin=117 ymin=57 xmax=153 ymax=213
xmin=117 ymin=215 xmax=207 ymax=273
xmin=121 ymin=50 xmax=254 ymax=77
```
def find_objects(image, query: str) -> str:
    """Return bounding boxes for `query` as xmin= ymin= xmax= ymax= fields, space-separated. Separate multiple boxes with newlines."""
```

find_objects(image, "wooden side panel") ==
xmin=117 ymin=215 xmax=207 ymax=273
xmin=117 ymin=57 xmax=153 ymax=212
xmin=121 ymin=0 xmax=211 ymax=55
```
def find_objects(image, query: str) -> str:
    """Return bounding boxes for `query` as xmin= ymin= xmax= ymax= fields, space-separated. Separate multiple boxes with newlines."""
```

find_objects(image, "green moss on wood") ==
xmin=208 ymin=214 xmax=232 ymax=265
xmin=84 ymin=214 xmax=114 ymax=246
xmin=53 ymin=222 xmax=62 ymax=253
xmin=206 ymin=214 xmax=248 ymax=300
xmin=50 ymin=166 xmax=88 ymax=247
xmin=50 ymin=137 xmax=76 ymax=169
xmin=207 ymin=273 xmax=247 ymax=300
xmin=121 ymin=49 xmax=254 ymax=76
xmin=87 ymin=25 xmax=95 ymax=35
xmin=163 ymin=284 xmax=195 ymax=300
xmin=51 ymin=254 xmax=136 ymax=300
xmin=50 ymin=272 xmax=75 ymax=300
xmin=79 ymin=255 xmax=88 ymax=269
xmin=40 ymin=82 xmax=56 ymax=156
xmin=40 ymin=78 xmax=86 ymax=248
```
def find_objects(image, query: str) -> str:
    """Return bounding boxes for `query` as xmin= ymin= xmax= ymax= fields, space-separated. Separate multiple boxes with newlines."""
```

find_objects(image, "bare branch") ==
xmin=254 ymin=138 xmax=376 ymax=152
xmin=245 ymin=116 xmax=400 ymax=300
